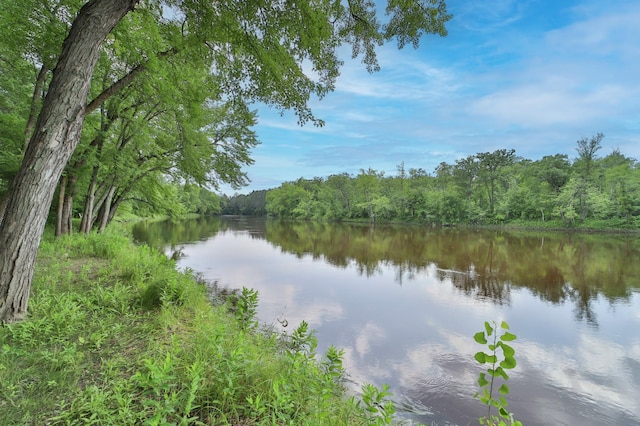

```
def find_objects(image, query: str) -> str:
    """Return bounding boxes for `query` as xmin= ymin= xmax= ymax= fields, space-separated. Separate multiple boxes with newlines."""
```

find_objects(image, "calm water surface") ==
xmin=133 ymin=217 xmax=640 ymax=426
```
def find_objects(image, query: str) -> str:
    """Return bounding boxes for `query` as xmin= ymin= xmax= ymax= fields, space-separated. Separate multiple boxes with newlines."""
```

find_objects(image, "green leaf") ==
xmin=477 ymin=373 xmax=489 ymax=387
xmin=485 ymin=354 xmax=497 ymax=363
xmin=499 ymin=407 xmax=509 ymax=417
xmin=501 ymin=343 xmax=515 ymax=358
xmin=474 ymin=352 xmax=487 ymax=364
xmin=498 ymin=384 xmax=509 ymax=395
xmin=500 ymin=321 xmax=509 ymax=330
xmin=500 ymin=332 xmax=517 ymax=342
xmin=484 ymin=321 xmax=494 ymax=336
xmin=495 ymin=367 xmax=509 ymax=380
xmin=501 ymin=356 xmax=516 ymax=369
xmin=474 ymin=331 xmax=487 ymax=344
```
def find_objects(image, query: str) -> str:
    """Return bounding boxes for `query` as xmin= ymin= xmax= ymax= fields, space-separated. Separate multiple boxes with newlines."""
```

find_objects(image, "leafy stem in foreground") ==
xmin=473 ymin=321 xmax=521 ymax=426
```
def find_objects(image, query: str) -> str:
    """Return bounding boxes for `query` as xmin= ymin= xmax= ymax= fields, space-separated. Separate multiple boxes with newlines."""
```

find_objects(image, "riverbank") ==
xmin=309 ymin=216 xmax=640 ymax=234
xmin=0 ymin=225 xmax=391 ymax=425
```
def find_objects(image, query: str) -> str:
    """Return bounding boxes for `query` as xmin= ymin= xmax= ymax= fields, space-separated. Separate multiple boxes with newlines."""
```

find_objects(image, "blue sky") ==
xmin=223 ymin=0 xmax=640 ymax=194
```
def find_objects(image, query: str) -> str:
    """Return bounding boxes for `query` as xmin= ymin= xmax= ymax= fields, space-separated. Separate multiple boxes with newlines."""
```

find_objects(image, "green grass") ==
xmin=0 ymin=225 xmax=391 ymax=425
xmin=502 ymin=217 xmax=640 ymax=232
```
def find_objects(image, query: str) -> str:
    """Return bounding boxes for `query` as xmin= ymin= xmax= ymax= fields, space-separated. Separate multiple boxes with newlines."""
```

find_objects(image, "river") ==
xmin=133 ymin=216 xmax=640 ymax=425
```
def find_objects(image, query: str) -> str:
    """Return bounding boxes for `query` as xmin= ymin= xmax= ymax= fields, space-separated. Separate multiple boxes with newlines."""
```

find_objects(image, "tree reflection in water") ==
xmin=134 ymin=217 xmax=640 ymax=425
xmin=134 ymin=217 xmax=640 ymax=326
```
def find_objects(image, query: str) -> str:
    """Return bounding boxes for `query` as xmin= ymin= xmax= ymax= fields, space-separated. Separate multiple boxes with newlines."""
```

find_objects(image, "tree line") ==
xmin=261 ymin=134 xmax=640 ymax=226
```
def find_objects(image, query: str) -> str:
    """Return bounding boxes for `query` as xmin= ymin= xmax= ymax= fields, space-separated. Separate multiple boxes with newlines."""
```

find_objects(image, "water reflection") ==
xmin=133 ymin=217 xmax=640 ymax=425
xmin=135 ymin=218 xmax=640 ymax=327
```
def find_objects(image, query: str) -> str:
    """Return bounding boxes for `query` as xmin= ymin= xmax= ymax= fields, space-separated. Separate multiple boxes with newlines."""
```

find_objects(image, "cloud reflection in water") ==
xmin=136 ymin=218 xmax=640 ymax=425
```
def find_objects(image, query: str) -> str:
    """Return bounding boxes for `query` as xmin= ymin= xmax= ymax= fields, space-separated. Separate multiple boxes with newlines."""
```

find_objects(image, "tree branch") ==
xmin=85 ymin=48 xmax=176 ymax=114
xmin=85 ymin=63 xmax=145 ymax=114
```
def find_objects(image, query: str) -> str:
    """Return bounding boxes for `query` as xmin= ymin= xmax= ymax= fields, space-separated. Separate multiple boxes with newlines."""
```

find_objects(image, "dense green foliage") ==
xmin=0 ymin=225 xmax=403 ymax=425
xmin=1 ymin=0 xmax=266 ymax=233
xmin=0 ymin=0 xmax=451 ymax=235
xmin=263 ymin=138 xmax=640 ymax=228
xmin=221 ymin=190 xmax=269 ymax=216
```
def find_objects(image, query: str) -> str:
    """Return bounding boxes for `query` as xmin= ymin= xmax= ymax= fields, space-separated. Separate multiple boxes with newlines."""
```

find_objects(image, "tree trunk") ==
xmin=55 ymin=175 xmax=67 ymax=237
xmin=105 ymin=192 xmax=126 ymax=228
xmin=97 ymin=186 xmax=116 ymax=233
xmin=80 ymin=171 xmax=98 ymax=234
xmin=0 ymin=0 xmax=137 ymax=323
xmin=0 ymin=196 xmax=8 ymax=225
xmin=24 ymin=64 xmax=50 ymax=149
xmin=61 ymin=175 xmax=78 ymax=235
xmin=86 ymin=181 xmax=112 ymax=232
xmin=80 ymin=126 xmax=108 ymax=234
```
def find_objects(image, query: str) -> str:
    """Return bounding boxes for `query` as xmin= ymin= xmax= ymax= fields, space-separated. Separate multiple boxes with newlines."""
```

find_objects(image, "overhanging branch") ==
xmin=85 ymin=48 xmax=176 ymax=115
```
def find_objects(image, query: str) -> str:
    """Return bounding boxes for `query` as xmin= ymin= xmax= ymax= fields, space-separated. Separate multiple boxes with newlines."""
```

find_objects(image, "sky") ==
xmin=221 ymin=0 xmax=640 ymax=194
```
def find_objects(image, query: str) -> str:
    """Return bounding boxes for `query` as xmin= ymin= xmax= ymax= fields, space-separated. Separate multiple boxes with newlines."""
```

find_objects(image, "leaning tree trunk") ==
xmin=0 ymin=0 xmax=137 ymax=323
xmin=97 ymin=186 xmax=116 ymax=233
xmin=86 ymin=180 xmax=112 ymax=232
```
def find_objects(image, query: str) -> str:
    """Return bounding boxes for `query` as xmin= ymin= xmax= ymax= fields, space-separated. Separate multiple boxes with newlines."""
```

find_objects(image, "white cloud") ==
xmin=516 ymin=333 xmax=640 ymax=418
xmin=462 ymin=3 xmax=640 ymax=133
xmin=230 ymin=0 xmax=640 ymax=194
xmin=333 ymin=45 xmax=461 ymax=102
xmin=469 ymin=83 xmax=630 ymax=128
xmin=454 ymin=0 xmax=527 ymax=32
xmin=546 ymin=2 xmax=640 ymax=57
xmin=354 ymin=321 xmax=386 ymax=359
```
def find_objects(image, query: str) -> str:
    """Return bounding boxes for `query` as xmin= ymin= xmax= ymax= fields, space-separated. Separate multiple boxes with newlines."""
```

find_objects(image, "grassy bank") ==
xmin=0 ymin=226 xmax=393 ymax=425
xmin=339 ymin=216 xmax=640 ymax=233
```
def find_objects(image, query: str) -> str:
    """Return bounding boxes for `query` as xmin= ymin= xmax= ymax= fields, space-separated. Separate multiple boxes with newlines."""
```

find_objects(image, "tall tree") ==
xmin=355 ymin=168 xmax=384 ymax=223
xmin=574 ymin=133 xmax=604 ymax=219
xmin=575 ymin=133 xmax=603 ymax=182
xmin=476 ymin=149 xmax=516 ymax=215
xmin=393 ymin=161 xmax=410 ymax=218
xmin=55 ymin=4 xmax=187 ymax=235
xmin=434 ymin=161 xmax=453 ymax=193
xmin=599 ymin=149 xmax=637 ymax=221
xmin=453 ymin=155 xmax=479 ymax=221
xmin=406 ymin=167 xmax=430 ymax=219
xmin=266 ymin=182 xmax=310 ymax=219
xmin=326 ymin=173 xmax=354 ymax=218
xmin=0 ymin=0 xmax=451 ymax=322
xmin=0 ymin=0 xmax=86 ymax=217
xmin=534 ymin=154 xmax=571 ymax=194
xmin=0 ymin=0 xmax=138 ymax=322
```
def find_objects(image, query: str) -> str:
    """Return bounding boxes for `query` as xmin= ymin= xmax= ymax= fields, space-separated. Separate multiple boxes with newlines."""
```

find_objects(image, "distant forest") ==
xmin=222 ymin=134 xmax=640 ymax=227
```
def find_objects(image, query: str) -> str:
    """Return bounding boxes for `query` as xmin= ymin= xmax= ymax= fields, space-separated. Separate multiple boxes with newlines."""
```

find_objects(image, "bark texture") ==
xmin=0 ymin=0 xmax=137 ymax=322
